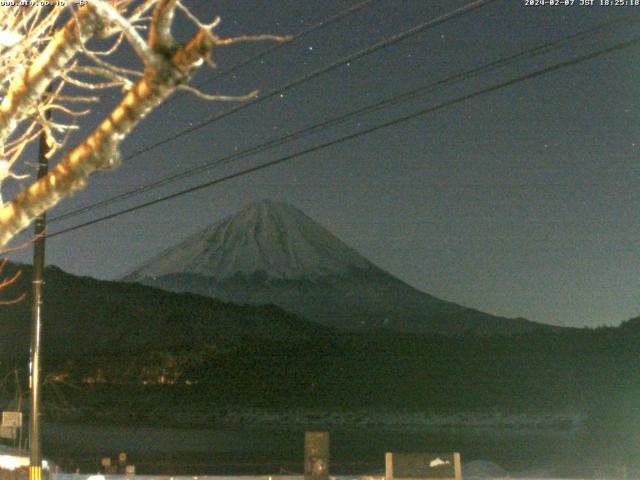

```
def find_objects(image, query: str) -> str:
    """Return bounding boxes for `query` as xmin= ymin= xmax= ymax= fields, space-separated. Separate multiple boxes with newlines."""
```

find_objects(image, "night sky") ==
xmin=5 ymin=0 xmax=640 ymax=328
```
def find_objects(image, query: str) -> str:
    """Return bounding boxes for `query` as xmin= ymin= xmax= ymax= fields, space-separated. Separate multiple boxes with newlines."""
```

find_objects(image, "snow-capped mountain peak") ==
xmin=125 ymin=199 xmax=374 ymax=281
xmin=124 ymin=200 xmax=552 ymax=335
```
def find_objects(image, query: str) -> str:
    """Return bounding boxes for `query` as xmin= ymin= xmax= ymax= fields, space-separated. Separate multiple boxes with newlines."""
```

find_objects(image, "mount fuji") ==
xmin=123 ymin=200 xmax=551 ymax=335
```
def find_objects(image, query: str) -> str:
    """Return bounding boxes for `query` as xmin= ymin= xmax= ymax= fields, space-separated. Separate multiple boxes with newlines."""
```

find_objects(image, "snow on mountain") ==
xmin=125 ymin=199 xmax=374 ymax=282
xmin=124 ymin=200 xmax=553 ymax=335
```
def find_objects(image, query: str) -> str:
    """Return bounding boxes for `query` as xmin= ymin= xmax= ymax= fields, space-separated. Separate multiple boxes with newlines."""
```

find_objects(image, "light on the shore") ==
xmin=0 ymin=454 xmax=28 ymax=471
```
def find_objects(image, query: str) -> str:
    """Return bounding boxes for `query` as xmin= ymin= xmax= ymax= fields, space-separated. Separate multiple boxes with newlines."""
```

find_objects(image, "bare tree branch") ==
xmin=87 ymin=0 xmax=162 ymax=68
xmin=0 ymin=6 xmax=101 ymax=145
xmin=177 ymin=84 xmax=258 ymax=102
xmin=0 ymin=1 xmax=287 ymax=248
xmin=0 ymin=26 xmax=216 ymax=245
xmin=0 ymin=257 xmax=25 ymax=305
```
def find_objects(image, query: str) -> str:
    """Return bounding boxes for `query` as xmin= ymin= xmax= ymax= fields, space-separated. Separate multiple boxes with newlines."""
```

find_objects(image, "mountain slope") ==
xmin=124 ymin=200 xmax=552 ymax=335
xmin=0 ymin=262 xmax=328 ymax=362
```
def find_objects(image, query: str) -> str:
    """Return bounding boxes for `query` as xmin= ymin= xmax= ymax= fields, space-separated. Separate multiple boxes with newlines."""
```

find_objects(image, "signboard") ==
xmin=304 ymin=432 xmax=329 ymax=480
xmin=100 ymin=458 xmax=111 ymax=467
xmin=0 ymin=425 xmax=16 ymax=440
xmin=385 ymin=453 xmax=461 ymax=480
xmin=125 ymin=465 xmax=136 ymax=475
xmin=2 ymin=411 xmax=22 ymax=428
xmin=118 ymin=452 xmax=127 ymax=465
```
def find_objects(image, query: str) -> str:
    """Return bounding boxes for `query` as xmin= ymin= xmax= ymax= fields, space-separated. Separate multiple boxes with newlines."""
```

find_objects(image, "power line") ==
xmin=49 ymin=13 xmax=640 ymax=225
xmin=46 ymin=36 xmax=640 ymax=240
xmin=49 ymin=0 xmax=499 ymax=223
xmin=167 ymin=0 xmax=378 ymax=105
xmin=123 ymin=0 xmax=499 ymax=162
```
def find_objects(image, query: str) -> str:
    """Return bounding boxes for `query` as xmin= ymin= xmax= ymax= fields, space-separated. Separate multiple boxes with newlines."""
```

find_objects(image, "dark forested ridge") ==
xmin=0 ymin=263 xmax=329 ymax=361
xmin=0 ymin=262 xmax=638 ymax=422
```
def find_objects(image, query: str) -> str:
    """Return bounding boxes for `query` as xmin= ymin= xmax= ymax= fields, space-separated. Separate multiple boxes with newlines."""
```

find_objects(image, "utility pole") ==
xmin=29 ymin=92 xmax=51 ymax=480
